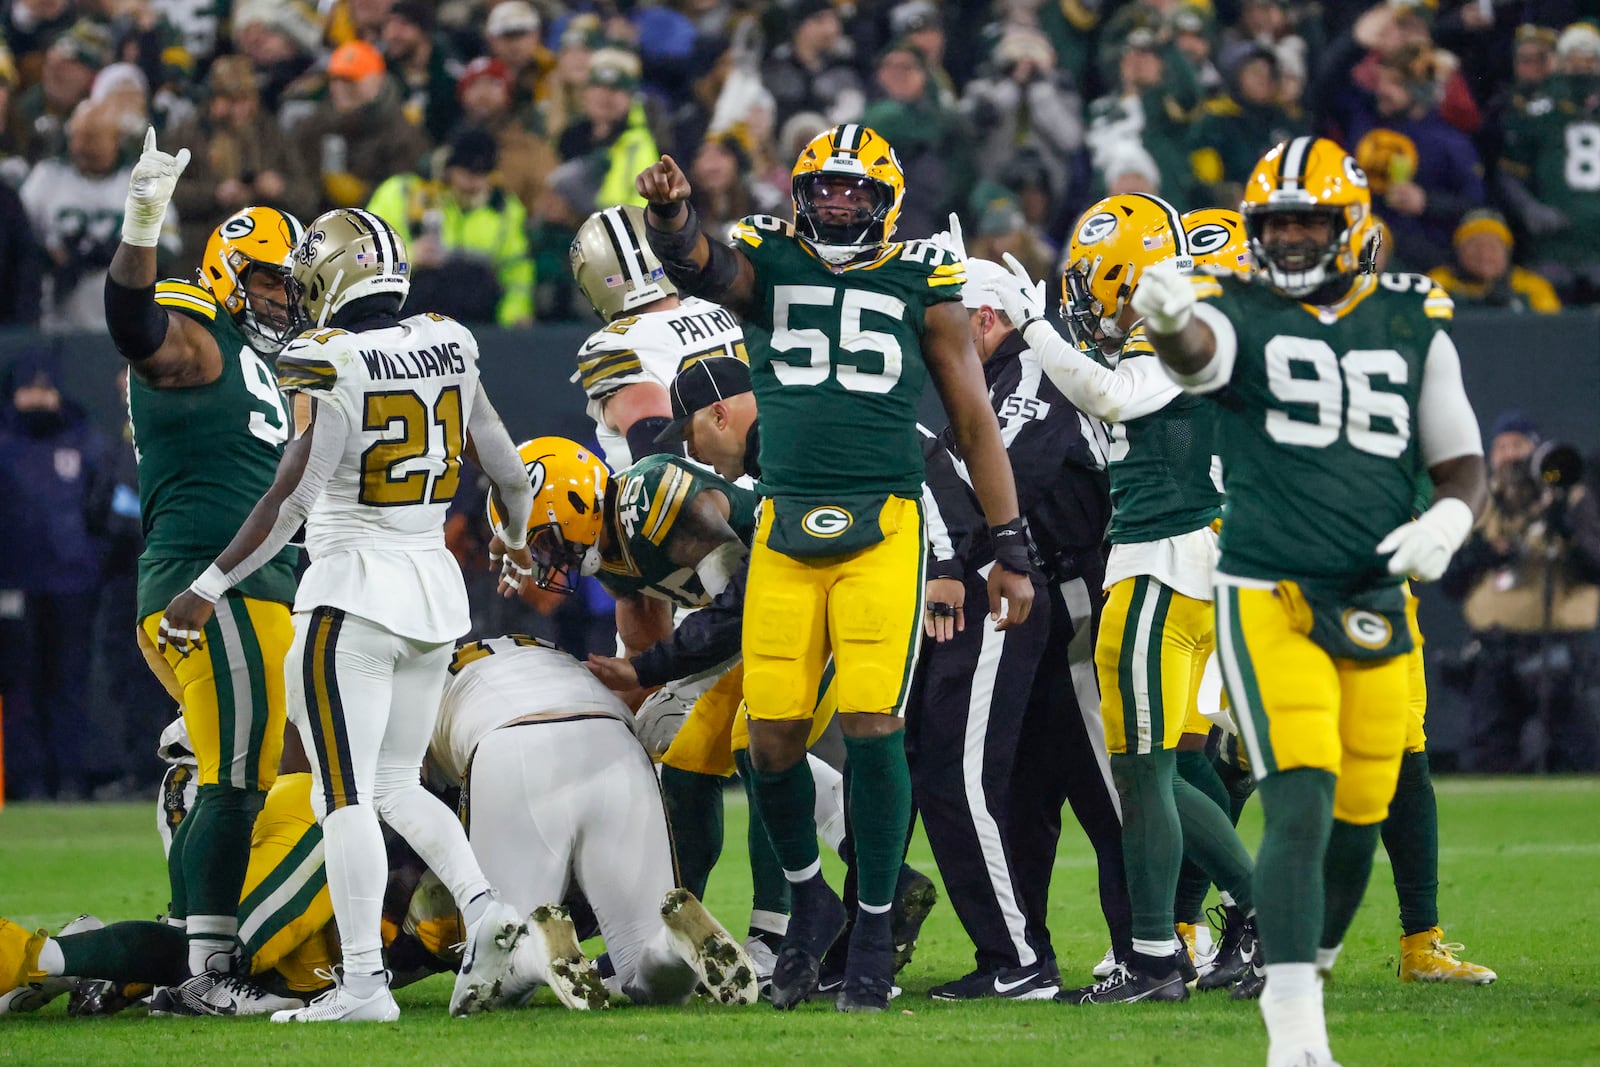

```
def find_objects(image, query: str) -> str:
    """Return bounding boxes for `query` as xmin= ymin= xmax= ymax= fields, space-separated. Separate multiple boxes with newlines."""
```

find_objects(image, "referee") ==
xmin=906 ymin=259 xmax=1129 ymax=1000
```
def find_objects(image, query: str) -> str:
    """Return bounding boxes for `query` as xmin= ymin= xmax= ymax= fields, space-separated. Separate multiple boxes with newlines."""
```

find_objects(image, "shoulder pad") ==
xmin=154 ymin=280 xmax=219 ymax=322
xmin=275 ymin=329 xmax=351 ymax=391
xmin=636 ymin=457 xmax=699 ymax=546
xmin=732 ymin=214 xmax=794 ymax=248
xmin=575 ymin=328 xmax=644 ymax=393
xmin=1120 ymin=324 xmax=1157 ymax=357
xmin=1377 ymin=272 xmax=1455 ymax=321
xmin=894 ymin=241 xmax=967 ymax=290
xmin=1188 ymin=273 xmax=1226 ymax=300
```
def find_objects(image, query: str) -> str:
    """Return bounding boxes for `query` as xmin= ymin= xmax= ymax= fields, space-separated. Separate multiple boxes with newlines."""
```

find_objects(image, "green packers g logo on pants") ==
xmin=802 ymin=506 xmax=853 ymax=538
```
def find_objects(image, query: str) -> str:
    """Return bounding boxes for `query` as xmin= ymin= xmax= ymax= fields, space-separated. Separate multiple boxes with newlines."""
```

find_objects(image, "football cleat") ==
xmin=1232 ymin=956 xmax=1266 ymax=1001
xmin=1198 ymin=906 xmax=1259 ymax=991
xmin=499 ymin=904 xmax=609 ymax=1010
xmin=835 ymin=972 xmax=895 ymax=1013
xmin=835 ymin=913 xmax=895 ymax=1015
xmin=660 ymin=889 xmax=758 ymax=1006
xmin=743 ymin=930 xmax=782 ymax=1000
xmin=1058 ymin=959 xmax=1189 ymax=1005
xmin=890 ymin=866 xmax=938 ymax=974
xmin=271 ymin=968 xmax=398 ymax=1023
xmin=1399 ymin=927 xmax=1497 ymax=985
xmin=1091 ymin=947 xmax=1117 ymax=979
xmin=68 ymin=979 xmax=149 ymax=1017
xmin=450 ymin=898 xmax=529 ymax=1017
xmin=149 ymin=969 xmax=303 ymax=1017
xmin=0 ymin=914 xmax=101 ymax=1014
xmin=769 ymin=878 xmax=847 ymax=1011
xmin=929 ymin=964 xmax=1059 ymax=1001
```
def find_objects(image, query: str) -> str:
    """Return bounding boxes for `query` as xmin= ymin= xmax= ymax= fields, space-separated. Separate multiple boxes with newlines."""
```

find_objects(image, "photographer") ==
xmin=1441 ymin=413 xmax=1600 ymax=772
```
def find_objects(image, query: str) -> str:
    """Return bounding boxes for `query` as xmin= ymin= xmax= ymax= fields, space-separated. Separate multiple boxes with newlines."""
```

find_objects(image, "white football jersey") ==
xmin=572 ymin=296 xmax=746 ymax=469
xmin=276 ymin=313 xmax=480 ymax=643
xmin=431 ymin=636 xmax=636 ymax=783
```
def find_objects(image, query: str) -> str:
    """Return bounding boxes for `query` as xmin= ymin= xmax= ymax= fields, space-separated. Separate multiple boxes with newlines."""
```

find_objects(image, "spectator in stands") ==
xmin=9 ymin=19 xmax=109 ymax=164
xmin=1348 ymin=43 xmax=1484 ymax=271
xmin=862 ymin=38 xmax=974 ymax=236
xmin=890 ymin=0 xmax=955 ymax=105
xmin=367 ymin=126 xmax=536 ymax=327
xmin=87 ymin=62 xmax=150 ymax=153
xmin=0 ymin=178 xmax=43 ymax=325
xmin=1190 ymin=41 xmax=1304 ymax=206
xmin=543 ymin=14 xmax=604 ymax=142
xmin=1442 ymin=412 xmax=1600 ymax=773
xmin=1169 ymin=3 xmax=1222 ymax=96
xmin=324 ymin=0 xmax=394 ymax=47
xmin=23 ymin=100 xmax=168 ymax=332
xmin=968 ymin=179 xmax=1056 ymax=283
xmin=1102 ymin=138 xmax=1164 ymax=194
xmin=1478 ymin=24 xmax=1558 ymax=174
xmin=960 ymin=26 xmax=1083 ymax=208
xmin=1428 ymin=210 xmax=1561 ymax=313
xmin=484 ymin=0 xmax=555 ymax=131
xmin=1500 ymin=22 xmax=1600 ymax=305
xmin=551 ymin=0 xmax=699 ymax=104
xmin=689 ymin=128 xmax=783 ymax=239
xmin=763 ymin=0 xmax=864 ymax=128
xmin=556 ymin=47 xmax=657 ymax=209
xmin=383 ymin=0 xmax=464 ymax=144
xmin=167 ymin=56 xmax=317 ymax=275
xmin=105 ymin=0 xmax=196 ymax=130
xmin=231 ymin=0 xmax=322 ymax=117
xmin=2 ymin=0 xmax=77 ymax=86
xmin=0 ymin=349 xmax=108 ymax=801
xmin=294 ymin=39 xmax=429 ymax=211
xmin=1085 ymin=28 xmax=1199 ymax=202
xmin=1317 ymin=0 xmax=1481 ymax=139
xmin=457 ymin=56 xmax=557 ymax=216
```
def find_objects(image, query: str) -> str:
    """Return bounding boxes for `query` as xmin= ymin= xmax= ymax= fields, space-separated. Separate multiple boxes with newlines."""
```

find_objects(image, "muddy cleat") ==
xmin=1198 ymin=907 xmax=1258 ymax=991
xmin=890 ymin=866 xmax=938 ymax=974
xmin=500 ymin=905 xmax=609 ymax=1010
xmin=0 ymin=914 xmax=101 ymax=1014
xmin=661 ymin=889 xmax=758 ymax=1006
xmin=450 ymin=898 xmax=528 ymax=1017
xmin=1091 ymin=946 xmax=1117 ymax=979
xmin=271 ymin=969 xmax=398 ymax=1023
xmin=1399 ymin=927 xmax=1497 ymax=985
xmin=1059 ymin=959 xmax=1189 ymax=1004
xmin=835 ymin=972 xmax=895 ymax=1013
xmin=929 ymin=964 xmax=1060 ymax=1001
xmin=770 ymin=878 xmax=847 ymax=1011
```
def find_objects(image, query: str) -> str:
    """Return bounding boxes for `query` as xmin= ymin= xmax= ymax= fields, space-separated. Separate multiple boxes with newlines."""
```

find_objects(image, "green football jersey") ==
xmin=1500 ymin=78 xmax=1600 ymax=265
xmin=1198 ymin=270 xmax=1455 ymax=591
xmin=597 ymin=454 xmax=759 ymax=608
xmin=1106 ymin=324 xmax=1222 ymax=545
xmin=129 ymin=279 xmax=298 ymax=617
xmin=730 ymin=215 xmax=965 ymax=498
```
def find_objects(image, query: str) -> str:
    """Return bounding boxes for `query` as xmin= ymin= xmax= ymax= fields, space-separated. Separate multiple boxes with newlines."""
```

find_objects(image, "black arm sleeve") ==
xmin=626 ymin=415 xmax=684 ymax=460
xmin=631 ymin=562 xmax=748 ymax=688
xmin=644 ymin=203 xmax=743 ymax=303
xmin=105 ymin=276 xmax=170 ymax=362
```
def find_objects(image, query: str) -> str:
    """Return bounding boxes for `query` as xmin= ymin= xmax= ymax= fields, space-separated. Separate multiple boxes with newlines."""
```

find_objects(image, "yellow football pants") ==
xmin=1214 ymin=581 xmax=1410 ymax=825
xmin=662 ymin=661 xmax=840 ymax=775
xmin=238 ymin=772 xmax=336 ymax=992
xmin=139 ymin=596 xmax=292 ymax=792
xmin=742 ymin=495 xmax=925 ymax=722
xmin=1404 ymin=584 xmax=1427 ymax=753
xmin=1099 ymin=576 xmax=1216 ymax=755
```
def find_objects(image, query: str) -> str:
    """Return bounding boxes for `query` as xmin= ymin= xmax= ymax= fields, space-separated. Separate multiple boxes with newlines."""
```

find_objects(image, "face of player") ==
xmin=243 ymin=267 xmax=292 ymax=334
xmin=805 ymin=175 xmax=878 ymax=230
xmin=1259 ymin=212 xmax=1335 ymax=274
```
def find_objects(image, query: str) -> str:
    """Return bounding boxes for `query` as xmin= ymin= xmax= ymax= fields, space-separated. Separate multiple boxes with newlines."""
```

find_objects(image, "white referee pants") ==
xmin=465 ymin=717 xmax=696 ymax=1003
xmin=286 ymin=608 xmax=491 ymax=976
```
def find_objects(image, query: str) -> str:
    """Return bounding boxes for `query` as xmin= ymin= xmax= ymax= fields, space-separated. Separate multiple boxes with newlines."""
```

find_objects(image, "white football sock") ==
xmin=322 ymin=804 xmax=389 ymax=977
xmin=749 ymin=910 xmax=788 ymax=937
xmin=374 ymin=784 xmax=492 ymax=908
xmin=625 ymin=927 xmax=695 ymax=1005
xmin=37 ymin=939 xmax=64 ymax=977
xmin=1260 ymin=962 xmax=1331 ymax=1066
xmin=1316 ymin=943 xmax=1343 ymax=974
xmin=808 ymin=754 xmax=847 ymax=855
xmin=186 ymin=915 xmax=239 ymax=975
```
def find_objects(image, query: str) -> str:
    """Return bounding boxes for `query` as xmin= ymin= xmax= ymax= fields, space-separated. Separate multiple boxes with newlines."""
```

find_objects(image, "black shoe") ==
xmin=838 ymin=907 xmax=895 ymax=1012
xmin=1058 ymin=959 xmax=1189 ymax=1004
xmin=890 ymin=866 xmax=938 ymax=974
xmin=1231 ymin=958 xmax=1265 ymax=1000
xmin=770 ymin=878 xmax=847 ymax=1010
xmin=929 ymin=964 xmax=1060 ymax=1001
xmin=1198 ymin=906 xmax=1258 ymax=991
xmin=835 ymin=973 xmax=894 ymax=1013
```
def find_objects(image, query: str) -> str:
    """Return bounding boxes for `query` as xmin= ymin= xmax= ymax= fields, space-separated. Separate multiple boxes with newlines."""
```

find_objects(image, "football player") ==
xmin=157 ymin=207 xmax=539 ymax=1023
xmin=1134 ymin=136 xmax=1487 ymax=1066
xmin=987 ymin=195 xmax=1259 ymax=1003
xmin=103 ymin=128 xmax=304 ymax=1002
xmin=635 ymin=125 xmax=1034 ymax=1012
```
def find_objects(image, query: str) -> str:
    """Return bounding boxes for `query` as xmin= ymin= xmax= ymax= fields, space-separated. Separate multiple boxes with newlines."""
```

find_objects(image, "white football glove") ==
xmin=634 ymin=688 xmax=693 ymax=758
xmin=927 ymin=211 xmax=968 ymax=261
xmin=123 ymin=127 xmax=190 ymax=248
xmin=1376 ymin=497 xmax=1475 ymax=583
xmin=1129 ymin=259 xmax=1195 ymax=335
xmin=993 ymin=252 xmax=1047 ymax=328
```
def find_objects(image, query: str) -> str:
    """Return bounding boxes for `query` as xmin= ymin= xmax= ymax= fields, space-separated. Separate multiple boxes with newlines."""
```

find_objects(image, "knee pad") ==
xmin=743 ymin=593 xmax=818 ymax=721
xmin=832 ymin=595 xmax=902 ymax=714
xmin=1333 ymin=750 xmax=1403 ymax=824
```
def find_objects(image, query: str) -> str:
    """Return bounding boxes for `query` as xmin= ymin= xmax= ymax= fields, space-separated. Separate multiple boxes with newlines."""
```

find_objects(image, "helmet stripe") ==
xmin=600 ymin=207 xmax=648 ymax=289
xmin=344 ymin=209 xmax=385 ymax=273
xmin=1129 ymin=192 xmax=1189 ymax=258
xmin=352 ymin=208 xmax=401 ymax=273
xmin=1280 ymin=136 xmax=1314 ymax=190
xmin=836 ymin=124 xmax=861 ymax=153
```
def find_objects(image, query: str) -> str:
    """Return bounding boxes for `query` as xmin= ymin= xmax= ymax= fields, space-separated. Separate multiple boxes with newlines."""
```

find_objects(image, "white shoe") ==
xmin=660 ymin=889 xmax=758 ymax=1006
xmin=0 ymin=915 xmax=105 ymax=1014
xmin=743 ymin=932 xmax=779 ymax=999
xmin=498 ymin=905 xmax=609 ymax=1011
xmin=1266 ymin=1047 xmax=1341 ymax=1067
xmin=270 ymin=970 xmax=397 ymax=1023
xmin=1092 ymin=947 xmax=1117 ymax=979
xmin=1194 ymin=924 xmax=1219 ymax=977
xmin=177 ymin=972 xmax=305 ymax=1016
xmin=450 ymin=898 xmax=527 ymax=1017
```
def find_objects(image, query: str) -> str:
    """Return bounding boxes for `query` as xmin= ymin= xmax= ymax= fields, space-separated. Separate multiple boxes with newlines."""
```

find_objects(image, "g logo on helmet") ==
xmin=1342 ymin=608 xmax=1393 ymax=650
xmin=1343 ymin=156 xmax=1370 ymax=189
xmin=221 ymin=212 xmax=257 ymax=240
xmin=1076 ymin=211 xmax=1119 ymax=246
xmin=802 ymin=506 xmax=853 ymax=538
xmin=525 ymin=459 xmax=547 ymax=498
xmin=1186 ymin=223 xmax=1231 ymax=256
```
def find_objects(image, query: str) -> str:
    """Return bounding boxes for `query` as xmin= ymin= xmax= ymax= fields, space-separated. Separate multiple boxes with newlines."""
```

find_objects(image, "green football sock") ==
xmin=1214 ymin=749 xmax=1257 ymax=825
xmin=166 ymin=804 xmax=193 ymax=922
xmin=1381 ymin=750 xmax=1440 ymax=936
xmin=1175 ymin=773 xmax=1255 ymax=912
xmin=1253 ymin=768 xmax=1335 ymax=965
xmin=841 ymin=732 xmax=912 ymax=910
xmin=180 ymin=784 xmax=262 ymax=973
xmin=1174 ymin=749 xmax=1232 ymax=922
xmin=1321 ymin=819 xmax=1382 ymax=950
xmin=58 ymin=921 xmax=186 ymax=986
xmin=1110 ymin=749 xmax=1183 ymax=946
xmin=659 ymin=765 xmax=725 ymax=898
xmin=751 ymin=758 xmax=821 ymax=878
xmin=735 ymin=750 xmax=790 ymax=917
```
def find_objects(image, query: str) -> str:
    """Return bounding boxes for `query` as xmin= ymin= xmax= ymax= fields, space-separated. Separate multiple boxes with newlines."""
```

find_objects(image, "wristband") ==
xmin=991 ymin=518 xmax=1040 ymax=577
xmin=122 ymin=194 xmax=170 ymax=248
xmin=649 ymin=200 xmax=684 ymax=219
xmin=189 ymin=564 xmax=230 ymax=604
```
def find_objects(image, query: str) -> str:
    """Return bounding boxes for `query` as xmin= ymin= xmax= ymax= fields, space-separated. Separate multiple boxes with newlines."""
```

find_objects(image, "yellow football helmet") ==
xmin=1182 ymin=207 xmax=1252 ymax=276
xmin=487 ymin=437 xmax=610 ymax=594
xmin=200 ymin=206 xmax=305 ymax=354
xmin=288 ymin=208 xmax=411 ymax=331
xmin=791 ymin=123 xmax=905 ymax=264
xmin=570 ymin=205 xmax=677 ymax=321
xmin=1061 ymin=192 xmax=1193 ymax=353
xmin=1241 ymin=135 xmax=1378 ymax=298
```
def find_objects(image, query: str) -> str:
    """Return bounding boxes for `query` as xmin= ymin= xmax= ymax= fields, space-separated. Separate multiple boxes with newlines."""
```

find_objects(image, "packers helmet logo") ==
xmin=1186 ymin=223 xmax=1233 ymax=256
xmin=220 ymin=212 xmax=257 ymax=240
xmin=1342 ymin=609 xmax=1393 ymax=650
xmin=802 ymin=506 xmax=853 ymax=538
xmin=1343 ymin=156 xmax=1369 ymax=188
xmin=1076 ymin=211 xmax=1118 ymax=246
xmin=525 ymin=459 xmax=547 ymax=498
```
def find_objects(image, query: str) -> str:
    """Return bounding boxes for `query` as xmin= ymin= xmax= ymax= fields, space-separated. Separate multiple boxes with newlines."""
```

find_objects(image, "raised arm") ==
xmin=635 ymin=154 xmax=761 ymax=320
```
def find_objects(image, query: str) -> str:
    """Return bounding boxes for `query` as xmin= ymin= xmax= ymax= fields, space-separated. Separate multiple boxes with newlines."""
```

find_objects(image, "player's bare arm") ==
xmin=1126 ymin=259 xmax=1219 ymax=380
xmin=464 ymin=386 xmax=538 ymax=594
xmin=923 ymin=299 xmax=1034 ymax=630
xmin=588 ymin=591 xmax=675 ymax=695
xmin=662 ymin=488 xmax=749 ymax=599
xmin=603 ymin=381 xmax=674 ymax=436
xmin=636 ymin=154 xmax=761 ymax=320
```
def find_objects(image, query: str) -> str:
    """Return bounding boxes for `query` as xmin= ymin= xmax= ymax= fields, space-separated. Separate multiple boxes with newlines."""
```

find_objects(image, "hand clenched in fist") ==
xmin=635 ymin=155 xmax=692 ymax=218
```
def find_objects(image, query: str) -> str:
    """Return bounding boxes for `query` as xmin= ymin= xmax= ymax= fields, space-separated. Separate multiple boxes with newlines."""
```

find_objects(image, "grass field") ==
xmin=2 ymin=778 xmax=1599 ymax=1066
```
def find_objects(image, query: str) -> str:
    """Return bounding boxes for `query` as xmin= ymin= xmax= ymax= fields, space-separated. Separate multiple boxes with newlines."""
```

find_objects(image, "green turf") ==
xmin=2 ymin=778 xmax=1599 ymax=1065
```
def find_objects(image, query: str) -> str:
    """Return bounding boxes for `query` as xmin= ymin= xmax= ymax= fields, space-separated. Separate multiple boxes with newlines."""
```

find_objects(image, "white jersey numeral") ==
xmin=1564 ymin=122 xmax=1600 ymax=192
xmin=1263 ymin=336 xmax=1410 ymax=458
xmin=241 ymin=347 xmax=289 ymax=446
xmin=770 ymin=285 xmax=906 ymax=393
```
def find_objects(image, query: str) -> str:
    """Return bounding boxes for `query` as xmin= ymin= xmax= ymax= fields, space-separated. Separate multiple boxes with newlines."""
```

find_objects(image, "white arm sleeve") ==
xmin=470 ymin=386 xmax=534 ymax=550
xmin=218 ymin=402 xmax=349 ymax=590
xmin=1022 ymin=319 xmax=1184 ymax=422
xmin=1161 ymin=302 xmax=1238 ymax=394
xmin=1417 ymin=330 xmax=1484 ymax=467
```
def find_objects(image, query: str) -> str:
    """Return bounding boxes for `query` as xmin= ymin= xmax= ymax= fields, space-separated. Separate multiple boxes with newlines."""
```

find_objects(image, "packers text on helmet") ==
xmin=790 ymin=124 xmax=905 ymax=265
xmin=1062 ymin=192 xmax=1193 ymax=353
xmin=200 ymin=206 xmax=305 ymax=354
xmin=1241 ymin=136 xmax=1378 ymax=298
xmin=1183 ymin=207 xmax=1252 ymax=276
xmin=571 ymin=205 xmax=678 ymax=321
xmin=288 ymin=208 xmax=411 ymax=331
xmin=487 ymin=437 xmax=610 ymax=594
